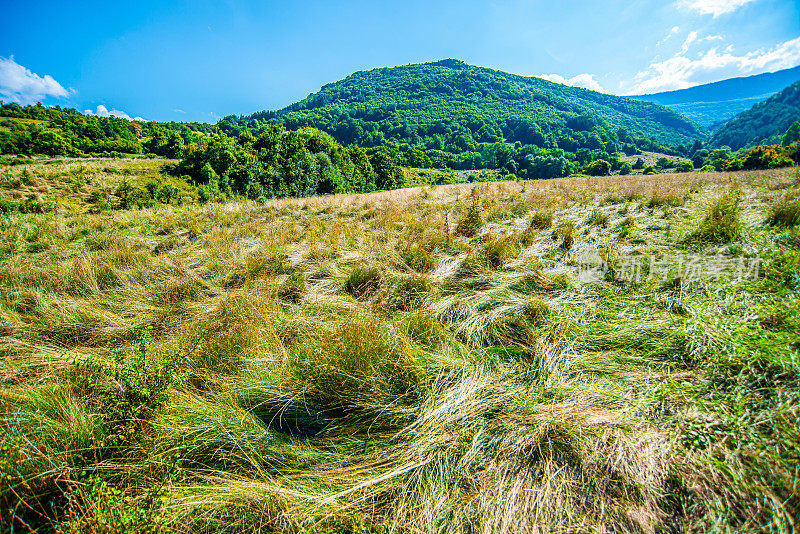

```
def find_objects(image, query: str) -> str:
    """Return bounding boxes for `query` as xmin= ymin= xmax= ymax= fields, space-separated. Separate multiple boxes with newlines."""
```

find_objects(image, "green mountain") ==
xmin=629 ymin=66 xmax=800 ymax=128
xmin=711 ymin=80 xmax=800 ymax=150
xmin=220 ymin=59 xmax=705 ymax=154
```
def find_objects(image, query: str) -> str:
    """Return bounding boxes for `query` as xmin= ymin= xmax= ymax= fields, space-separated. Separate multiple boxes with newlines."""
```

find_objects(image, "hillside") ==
xmin=629 ymin=65 xmax=800 ymax=127
xmin=711 ymin=80 xmax=800 ymax=150
xmin=2 ymin=158 xmax=798 ymax=532
xmin=220 ymin=59 xmax=705 ymax=154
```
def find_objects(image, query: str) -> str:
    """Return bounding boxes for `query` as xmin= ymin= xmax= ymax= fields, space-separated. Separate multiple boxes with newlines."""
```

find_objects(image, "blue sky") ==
xmin=1 ymin=0 xmax=798 ymax=123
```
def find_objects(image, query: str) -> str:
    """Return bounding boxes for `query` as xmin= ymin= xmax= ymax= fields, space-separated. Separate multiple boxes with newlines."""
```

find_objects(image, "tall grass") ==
xmin=0 ymin=161 xmax=796 ymax=533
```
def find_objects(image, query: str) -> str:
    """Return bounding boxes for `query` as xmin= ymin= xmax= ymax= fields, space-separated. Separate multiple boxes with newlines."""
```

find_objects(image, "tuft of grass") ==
xmin=279 ymin=271 xmax=306 ymax=303
xmin=344 ymin=265 xmax=384 ymax=299
xmin=554 ymin=222 xmax=575 ymax=250
xmin=616 ymin=216 xmax=635 ymax=239
xmin=688 ymin=191 xmax=742 ymax=243
xmin=399 ymin=244 xmax=436 ymax=273
xmin=529 ymin=210 xmax=554 ymax=229
xmin=455 ymin=190 xmax=483 ymax=237
xmin=586 ymin=208 xmax=609 ymax=227
xmin=766 ymin=191 xmax=800 ymax=228
xmin=647 ymin=190 xmax=685 ymax=208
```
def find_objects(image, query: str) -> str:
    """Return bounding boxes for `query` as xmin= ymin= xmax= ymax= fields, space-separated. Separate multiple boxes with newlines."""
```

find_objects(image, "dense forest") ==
xmin=218 ymin=60 xmax=706 ymax=158
xmin=711 ymin=81 xmax=800 ymax=150
xmin=2 ymin=61 xmax=798 ymax=202
xmin=0 ymin=103 xmax=214 ymax=158
xmin=174 ymin=125 xmax=405 ymax=200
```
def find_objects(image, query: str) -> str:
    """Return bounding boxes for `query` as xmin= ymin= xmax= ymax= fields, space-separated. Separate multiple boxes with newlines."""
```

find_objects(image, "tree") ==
xmin=32 ymin=130 xmax=69 ymax=156
xmin=585 ymin=159 xmax=611 ymax=176
xmin=782 ymin=121 xmax=800 ymax=147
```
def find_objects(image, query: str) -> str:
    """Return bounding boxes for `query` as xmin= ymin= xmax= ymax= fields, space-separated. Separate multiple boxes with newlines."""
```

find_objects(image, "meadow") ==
xmin=1 ymin=159 xmax=798 ymax=533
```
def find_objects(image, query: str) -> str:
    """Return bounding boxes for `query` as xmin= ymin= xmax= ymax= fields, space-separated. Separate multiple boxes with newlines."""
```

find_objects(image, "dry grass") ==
xmin=1 ymin=162 xmax=798 ymax=533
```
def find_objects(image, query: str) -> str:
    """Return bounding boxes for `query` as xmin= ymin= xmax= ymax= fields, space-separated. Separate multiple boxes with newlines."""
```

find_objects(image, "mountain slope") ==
xmin=710 ymin=80 xmax=800 ymax=150
xmin=222 ymin=59 xmax=705 ymax=153
xmin=629 ymin=66 xmax=800 ymax=127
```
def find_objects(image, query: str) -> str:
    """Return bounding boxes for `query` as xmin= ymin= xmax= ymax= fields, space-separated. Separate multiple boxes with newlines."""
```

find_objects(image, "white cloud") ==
xmin=173 ymin=108 xmax=185 ymax=113
xmin=676 ymin=0 xmax=758 ymax=17
xmin=680 ymin=31 xmax=698 ymax=54
xmin=85 ymin=104 xmax=145 ymax=122
xmin=626 ymin=36 xmax=800 ymax=94
xmin=539 ymin=73 xmax=605 ymax=92
xmin=657 ymin=26 xmax=682 ymax=47
xmin=0 ymin=56 xmax=69 ymax=105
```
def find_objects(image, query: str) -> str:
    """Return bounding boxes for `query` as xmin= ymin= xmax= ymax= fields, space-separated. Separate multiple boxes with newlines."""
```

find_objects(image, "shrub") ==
xmin=619 ymin=162 xmax=633 ymax=175
xmin=675 ymin=161 xmax=694 ymax=172
xmin=344 ymin=265 xmax=383 ymax=299
xmin=655 ymin=157 xmax=673 ymax=169
xmin=643 ymin=166 xmax=657 ymax=175
xmin=632 ymin=157 xmax=645 ymax=170
xmin=585 ymin=159 xmax=611 ymax=176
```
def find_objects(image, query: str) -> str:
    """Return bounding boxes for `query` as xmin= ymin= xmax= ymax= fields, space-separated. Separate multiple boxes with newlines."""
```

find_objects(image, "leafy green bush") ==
xmin=585 ymin=159 xmax=611 ymax=176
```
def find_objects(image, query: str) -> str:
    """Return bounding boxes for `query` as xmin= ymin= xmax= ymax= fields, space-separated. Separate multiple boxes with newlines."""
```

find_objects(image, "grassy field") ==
xmin=1 ymin=160 xmax=799 ymax=533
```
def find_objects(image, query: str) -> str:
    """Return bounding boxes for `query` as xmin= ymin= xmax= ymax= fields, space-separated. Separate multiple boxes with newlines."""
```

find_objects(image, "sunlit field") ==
xmin=1 ymin=160 xmax=799 ymax=533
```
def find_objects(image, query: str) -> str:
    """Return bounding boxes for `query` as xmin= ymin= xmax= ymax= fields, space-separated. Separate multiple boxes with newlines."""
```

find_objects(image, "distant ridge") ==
xmin=628 ymin=66 xmax=800 ymax=127
xmin=710 ymin=80 xmax=800 ymax=150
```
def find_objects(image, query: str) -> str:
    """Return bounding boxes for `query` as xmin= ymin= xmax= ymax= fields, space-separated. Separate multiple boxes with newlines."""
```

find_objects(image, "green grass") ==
xmin=0 ymin=165 xmax=798 ymax=533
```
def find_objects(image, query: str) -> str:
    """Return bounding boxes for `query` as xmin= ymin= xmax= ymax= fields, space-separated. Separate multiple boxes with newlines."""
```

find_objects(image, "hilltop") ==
xmin=629 ymin=65 xmax=800 ymax=127
xmin=220 ymin=59 xmax=706 ymax=154
xmin=711 ymin=80 xmax=800 ymax=150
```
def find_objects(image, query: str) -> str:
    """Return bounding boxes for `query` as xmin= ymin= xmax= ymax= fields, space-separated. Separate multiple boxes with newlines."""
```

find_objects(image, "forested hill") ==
xmin=629 ymin=65 xmax=800 ymax=127
xmin=219 ymin=59 xmax=705 ymax=154
xmin=711 ymin=80 xmax=800 ymax=150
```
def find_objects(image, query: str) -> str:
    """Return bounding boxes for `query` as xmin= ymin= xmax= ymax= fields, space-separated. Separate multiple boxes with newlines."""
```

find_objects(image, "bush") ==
xmin=619 ymin=162 xmax=633 ymax=175
xmin=675 ymin=161 xmax=694 ymax=172
xmin=585 ymin=159 xmax=611 ymax=176
xmin=643 ymin=166 xmax=657 ymax=175
xmin=655 ymin=157 xmax=673 ymax=169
